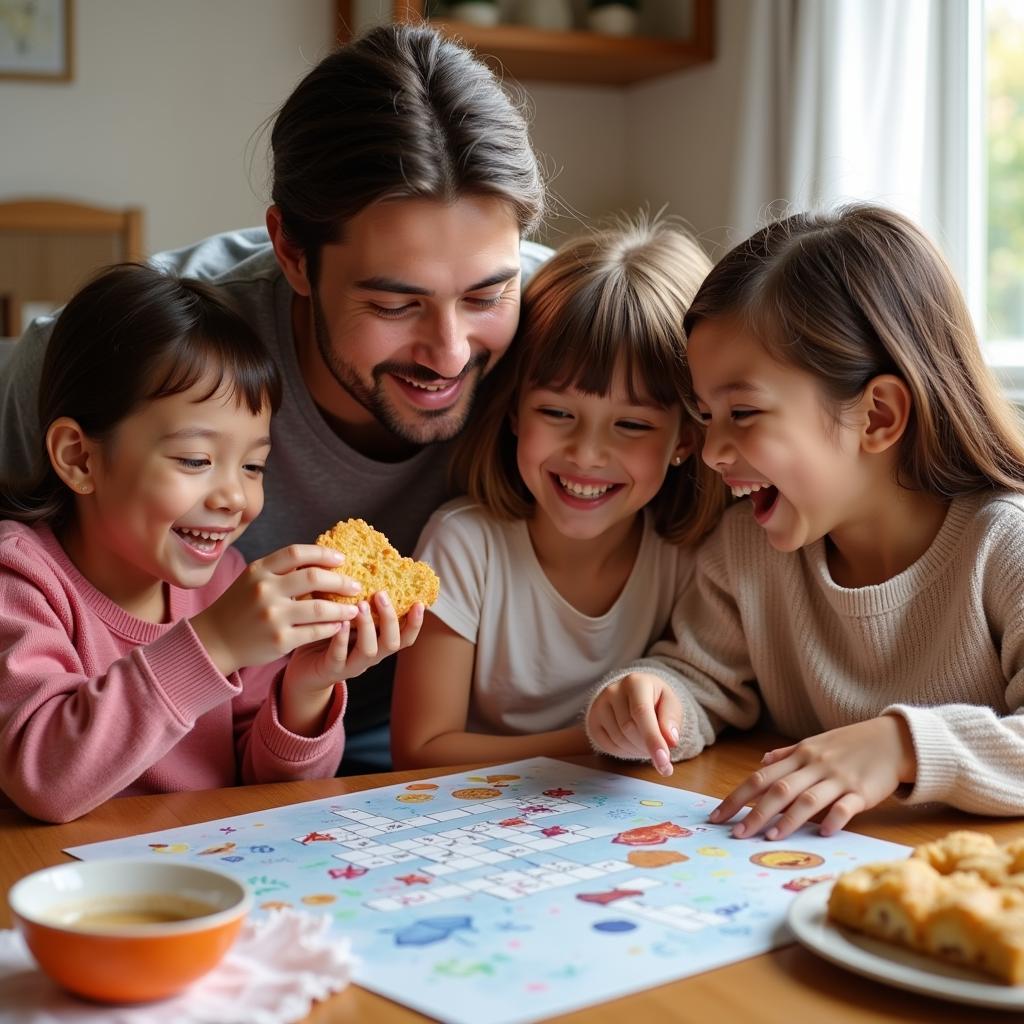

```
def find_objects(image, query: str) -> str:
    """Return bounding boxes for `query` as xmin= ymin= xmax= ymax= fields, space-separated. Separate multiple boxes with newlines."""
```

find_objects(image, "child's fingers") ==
xmin=655 ymin=688 xmax=683 ymax=750
xmin=291 ymin=597 xmax=359 ymax=625
xmin=280 ymin=566 xmax=361 ymax=600
xmin=763 ymin=778 xmax=844 ymax=841
xmin=398 ymin=602 xmax=425 ymax=648
xmin=730 ymin=762 xmax=823 ymax=838
xmin=625 ymin=685 xmax=673 ymax=776
xmin=761 ymin=743 xmax=797 ymax=765
xmin=352 ymin=601 xmax=378 ymax=658
xmin=372 ymin=592 xmax=403 ymax=654
xmin=259 ymin=544 xmax=347 ymax=574
xmin=589 ymin=703 xmax=636 ymax=758
xmin=817 ymin=792 xmax=866 ymax=837
xmin=287 ymin=620 xmax=346 ymax=653
xmin=323 ymin=621 xmax=352 ymax=669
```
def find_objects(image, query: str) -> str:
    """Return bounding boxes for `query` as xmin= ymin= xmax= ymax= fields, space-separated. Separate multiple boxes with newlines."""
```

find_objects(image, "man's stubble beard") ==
xmin=310 ymin=287 xmax=490 ymax=447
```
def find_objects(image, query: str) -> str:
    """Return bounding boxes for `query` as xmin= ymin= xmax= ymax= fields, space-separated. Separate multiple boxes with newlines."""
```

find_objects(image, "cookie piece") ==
xmin=314 ymin=518 xmax=439 ymax=618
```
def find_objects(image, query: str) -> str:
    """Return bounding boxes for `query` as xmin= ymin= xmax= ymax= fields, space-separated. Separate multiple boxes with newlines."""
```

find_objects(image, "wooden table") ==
xmin=2 ymin=730 xmax=1021 ymax=1023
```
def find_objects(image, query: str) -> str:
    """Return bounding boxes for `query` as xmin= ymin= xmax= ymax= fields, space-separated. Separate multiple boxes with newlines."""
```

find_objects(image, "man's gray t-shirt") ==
xmin=0 ymin=227 xmax=550 ymax=733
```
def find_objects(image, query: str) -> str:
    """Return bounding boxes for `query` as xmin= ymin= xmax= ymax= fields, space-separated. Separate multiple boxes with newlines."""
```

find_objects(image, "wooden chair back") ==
xmin=0 ymin=199 xmax=144 ymax=338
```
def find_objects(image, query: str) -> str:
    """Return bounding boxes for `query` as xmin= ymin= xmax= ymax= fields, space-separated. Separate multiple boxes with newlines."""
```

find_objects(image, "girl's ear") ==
xmin=859 ymin=374 xmax=912 ymax=454
xmin=267 ymin=205 xmax=312 ymax=298
xmin=671 ymin=423 xmax=698 ymax=466
xmin=46 ymin=418 xmax=97 ymax=495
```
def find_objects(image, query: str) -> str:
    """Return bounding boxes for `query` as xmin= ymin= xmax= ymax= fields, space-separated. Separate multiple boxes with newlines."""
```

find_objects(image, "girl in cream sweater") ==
xmin=587 ymin=204 xmax=1024 ymax=839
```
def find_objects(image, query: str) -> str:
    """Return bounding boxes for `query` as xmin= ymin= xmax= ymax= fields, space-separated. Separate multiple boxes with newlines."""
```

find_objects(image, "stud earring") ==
xmin=671 ymin=456 xmax=683 ymax=467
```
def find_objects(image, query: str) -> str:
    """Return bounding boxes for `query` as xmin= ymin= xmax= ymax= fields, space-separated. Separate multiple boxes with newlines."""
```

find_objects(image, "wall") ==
xmin=0 ymin=0 xmax=335 ymax=254
xmin=0 ymin=0 xmax=742 ymax=256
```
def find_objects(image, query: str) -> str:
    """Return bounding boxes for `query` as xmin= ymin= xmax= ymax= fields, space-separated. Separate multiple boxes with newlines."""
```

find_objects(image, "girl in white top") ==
xmin=586 ymin=204 xmax=1024 ymax=839
xmin=390 ymin=217 xmax=724 ymax=767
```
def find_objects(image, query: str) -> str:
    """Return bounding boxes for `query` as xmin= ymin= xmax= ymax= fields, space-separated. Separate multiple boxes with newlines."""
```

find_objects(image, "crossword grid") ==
xmin=286 ymin=791 xmax=723 ymax=930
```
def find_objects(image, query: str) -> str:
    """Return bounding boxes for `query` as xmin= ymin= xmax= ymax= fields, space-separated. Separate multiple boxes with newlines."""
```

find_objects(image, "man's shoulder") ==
xmin=149 ymin=227 xmax=280 ymax=288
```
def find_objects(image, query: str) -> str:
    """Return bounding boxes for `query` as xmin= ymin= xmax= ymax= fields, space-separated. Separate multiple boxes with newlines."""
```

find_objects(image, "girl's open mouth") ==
xmin=750 ymin=485 xmax=779 ymax=524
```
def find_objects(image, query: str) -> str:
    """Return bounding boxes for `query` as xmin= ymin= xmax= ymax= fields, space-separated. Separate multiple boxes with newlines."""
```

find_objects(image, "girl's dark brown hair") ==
xmin=0 ymin=263 xmax=281 ymax=527
xmin=270 ymin=22 xmax=545 ymax=284
xmin=683 ymin=204 xmax=1024 ymax=497
xmin=451 ymin=215 xmax=727 ymax=546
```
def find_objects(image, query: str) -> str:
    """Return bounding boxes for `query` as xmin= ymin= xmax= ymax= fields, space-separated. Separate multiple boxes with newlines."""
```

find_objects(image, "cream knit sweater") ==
xmin=585 ymin=491 xmax=1024 ymax=815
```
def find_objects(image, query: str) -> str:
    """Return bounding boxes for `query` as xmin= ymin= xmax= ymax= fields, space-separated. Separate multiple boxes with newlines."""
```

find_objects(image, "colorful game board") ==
xmin=67 ymin=758 xmax=909 ymax=1024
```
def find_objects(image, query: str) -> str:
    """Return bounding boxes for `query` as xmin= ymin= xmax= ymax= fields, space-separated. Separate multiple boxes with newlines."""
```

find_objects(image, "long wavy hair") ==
xmin=684 ymin=204 xmax=1024 ymax=497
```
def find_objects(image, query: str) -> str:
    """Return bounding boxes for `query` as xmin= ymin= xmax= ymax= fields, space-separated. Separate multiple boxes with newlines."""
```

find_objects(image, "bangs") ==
xmin=523 ymin=276 xmax=688 ymax=409
xmin=146 ymin=331 xmax=282 ymax=415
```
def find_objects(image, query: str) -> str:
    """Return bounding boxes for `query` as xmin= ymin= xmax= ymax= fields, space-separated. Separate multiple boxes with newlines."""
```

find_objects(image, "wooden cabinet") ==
xmin=336 ymin=1 xmax=714 ymax=85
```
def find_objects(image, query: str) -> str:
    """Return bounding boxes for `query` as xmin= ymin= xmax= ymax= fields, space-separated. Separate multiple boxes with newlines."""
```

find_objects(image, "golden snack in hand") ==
xmin=314 ymin=518 xmax=439 ymax=618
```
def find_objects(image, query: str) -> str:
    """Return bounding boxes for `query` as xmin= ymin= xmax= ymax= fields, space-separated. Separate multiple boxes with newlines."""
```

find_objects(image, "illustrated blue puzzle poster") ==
xmin=66 ymin=757 xmax=910 ymax=1024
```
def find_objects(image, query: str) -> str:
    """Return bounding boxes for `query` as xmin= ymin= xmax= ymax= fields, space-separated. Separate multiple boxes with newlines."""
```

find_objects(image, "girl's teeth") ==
xmin=730 ymin=482 xmax=770 ymax=498
xmin=558 ymin=476 xmax=613 ymax=498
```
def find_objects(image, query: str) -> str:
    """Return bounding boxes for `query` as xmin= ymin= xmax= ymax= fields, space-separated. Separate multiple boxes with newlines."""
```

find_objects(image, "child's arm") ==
xmin=584 ymin=516 xmax=761 ymax=769
xmin=390 ymin=613 xmax=591 ymax=769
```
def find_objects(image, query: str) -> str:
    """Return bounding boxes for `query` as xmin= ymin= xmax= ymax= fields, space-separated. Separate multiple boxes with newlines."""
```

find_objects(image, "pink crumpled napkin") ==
xmin=0 ymin=908 xmax=354 ymax=1024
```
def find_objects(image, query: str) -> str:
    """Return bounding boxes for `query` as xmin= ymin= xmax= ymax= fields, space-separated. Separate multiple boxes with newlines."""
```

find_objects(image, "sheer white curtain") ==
xmin=729 ymin=0 xmax=981 ymax=310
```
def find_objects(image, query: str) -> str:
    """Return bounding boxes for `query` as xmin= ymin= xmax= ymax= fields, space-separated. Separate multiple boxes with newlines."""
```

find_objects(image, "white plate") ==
xmin=787 ymin=881 xmax=1024 ymax=1011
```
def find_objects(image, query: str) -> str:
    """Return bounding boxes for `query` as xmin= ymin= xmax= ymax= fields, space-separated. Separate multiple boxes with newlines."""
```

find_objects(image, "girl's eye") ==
xmin=243 ymin=463 xmax=267 ymax=475
xmin=176 ymin=457 xmax=210 ymax=469
xmin=371 ymin=303 xmax=415 ymax=319
xmin=466 ymin=294 xmax=503 ymax=310
xmin=538 ymin=407 xmax=572 ymax=420
xmin=618 ymin=421 xmax=653 ymax=432
xmin=731 ymin=409 xmax=760 ymax=421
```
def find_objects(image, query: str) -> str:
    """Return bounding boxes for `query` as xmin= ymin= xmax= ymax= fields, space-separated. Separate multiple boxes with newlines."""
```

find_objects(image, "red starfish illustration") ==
xmin=300 ymin=831 xmax=336 ymax=844
xmin=396 ymin=873 xmax=431 ymax=886
xmin=541 ymin=825 xmax=568 ymax=837
xmin=500 ymin=817 xmax=527 ymax=827
xmin=329 ymin=865 xmax=368 ymax=880
xmin=543 ymin=788 xmax=574 ymax=798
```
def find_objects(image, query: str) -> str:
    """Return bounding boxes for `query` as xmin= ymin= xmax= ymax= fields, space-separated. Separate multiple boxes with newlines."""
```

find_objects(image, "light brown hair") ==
xmin=683 ymin=204 xmax=1024 ymax=497
xmin=452 ymin=215 xmax=727 ymax=545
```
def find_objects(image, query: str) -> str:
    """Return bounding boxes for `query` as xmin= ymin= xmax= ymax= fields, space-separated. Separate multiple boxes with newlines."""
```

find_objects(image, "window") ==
xmin=985 ymin=0 xmax=1024 ymax=382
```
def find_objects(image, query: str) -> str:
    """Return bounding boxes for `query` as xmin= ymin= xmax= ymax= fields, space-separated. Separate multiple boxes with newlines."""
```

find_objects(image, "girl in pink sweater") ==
xmin=0 ymin=264 xmax=420 ymax=822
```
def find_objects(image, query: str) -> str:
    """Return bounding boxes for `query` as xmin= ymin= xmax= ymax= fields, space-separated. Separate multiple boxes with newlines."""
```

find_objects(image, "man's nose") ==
xmin=414 ymin=306 xmax=472 ymax=379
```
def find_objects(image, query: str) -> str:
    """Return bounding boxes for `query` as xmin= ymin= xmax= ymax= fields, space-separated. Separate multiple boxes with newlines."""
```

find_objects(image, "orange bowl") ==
xmin=8 ymin=859 xmax=251 ymax=1003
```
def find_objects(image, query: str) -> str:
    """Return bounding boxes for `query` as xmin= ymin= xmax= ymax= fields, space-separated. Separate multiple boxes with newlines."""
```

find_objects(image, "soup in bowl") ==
xmin=8 ymin=858 xmax=251 ymax=1002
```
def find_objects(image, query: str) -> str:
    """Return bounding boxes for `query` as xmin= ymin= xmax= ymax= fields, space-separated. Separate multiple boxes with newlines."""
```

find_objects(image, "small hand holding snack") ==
xmin=280 ymin=518 xmax=439 ymax=733
xmin=709 ymin=716 xmax=918 ymax=840
xmin=586 ymin=672 xmax=682 ymax=778
xmin=190 ymin=543 xmax=363 ymax=675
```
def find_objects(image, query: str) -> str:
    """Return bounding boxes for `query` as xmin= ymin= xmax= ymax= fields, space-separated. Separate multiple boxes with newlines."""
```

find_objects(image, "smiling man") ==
xmin=0 ymin=23 xmax=548 ymax=772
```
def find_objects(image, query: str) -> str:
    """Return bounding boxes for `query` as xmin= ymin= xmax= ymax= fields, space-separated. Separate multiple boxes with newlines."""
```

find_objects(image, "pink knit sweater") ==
xmin=0 ymin=521 xmax=346 ymax=822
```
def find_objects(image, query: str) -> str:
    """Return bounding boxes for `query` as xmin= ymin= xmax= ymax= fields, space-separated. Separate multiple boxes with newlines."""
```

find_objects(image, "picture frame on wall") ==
xmin=0 ymin=0 xmax=72 ymax=82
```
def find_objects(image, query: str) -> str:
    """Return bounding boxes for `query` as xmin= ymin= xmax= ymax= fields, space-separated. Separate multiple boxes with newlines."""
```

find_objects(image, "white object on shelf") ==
xmin=448 ymin=2 xmax=501 ymax=27
xmin=586 ymin=3 xmax=639 ymax=36
xmin=517 ymin=0 xmax=572 ymax=31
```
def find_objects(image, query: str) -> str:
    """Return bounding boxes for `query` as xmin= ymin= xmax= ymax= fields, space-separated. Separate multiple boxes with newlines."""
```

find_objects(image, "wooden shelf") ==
xmin=337 ymin=2 xmax=714 ymax=85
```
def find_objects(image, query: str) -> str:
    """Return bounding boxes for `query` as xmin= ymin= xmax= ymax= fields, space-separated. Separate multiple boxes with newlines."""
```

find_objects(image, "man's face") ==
xmin=299 ymin=195 xmax=523 ymax=448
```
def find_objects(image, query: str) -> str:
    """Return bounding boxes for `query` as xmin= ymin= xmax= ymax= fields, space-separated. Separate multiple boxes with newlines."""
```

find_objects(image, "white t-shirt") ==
xmin=414 ymin=498 xmax=696 ymax=735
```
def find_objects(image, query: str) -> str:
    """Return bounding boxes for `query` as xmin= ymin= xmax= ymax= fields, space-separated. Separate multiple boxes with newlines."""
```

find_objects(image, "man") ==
xmin=0 ymin=23 xmax=549 ymax=772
